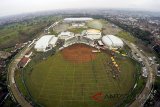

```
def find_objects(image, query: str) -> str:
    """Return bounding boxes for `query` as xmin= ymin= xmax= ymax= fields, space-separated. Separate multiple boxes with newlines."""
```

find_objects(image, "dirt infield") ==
xmin=61 ymin=44 xmax=96 ymax=63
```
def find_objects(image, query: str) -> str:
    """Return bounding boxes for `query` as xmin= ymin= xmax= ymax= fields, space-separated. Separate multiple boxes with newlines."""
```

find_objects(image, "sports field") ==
xmin=25 ymin=44 xmax=138 ymax=107
xmin=87 ymin=20 xmax=104 ymax=30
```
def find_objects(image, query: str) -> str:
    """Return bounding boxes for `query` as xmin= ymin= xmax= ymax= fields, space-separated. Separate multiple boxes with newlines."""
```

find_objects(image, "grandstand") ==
xmin=63 ymin=35 xmax=94 ymax=47
xmin=84 ymin=29 xmax=102 ymax=40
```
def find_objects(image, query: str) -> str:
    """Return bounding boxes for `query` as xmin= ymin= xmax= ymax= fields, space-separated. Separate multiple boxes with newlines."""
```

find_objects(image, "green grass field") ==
xmin=22 ymin=47 xmax=138 ymax=107
xmin=116 ymin=31 xmax=137 ymax=43
xmin=68 ymin=28 xmax=87 ymax=34
xmin=87 ymin=20 xmax=105 ymax=30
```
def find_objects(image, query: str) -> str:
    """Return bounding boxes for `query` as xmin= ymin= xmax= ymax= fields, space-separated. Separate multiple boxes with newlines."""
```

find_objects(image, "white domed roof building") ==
xmin=102 ymin=35 xmax=124 ymax=49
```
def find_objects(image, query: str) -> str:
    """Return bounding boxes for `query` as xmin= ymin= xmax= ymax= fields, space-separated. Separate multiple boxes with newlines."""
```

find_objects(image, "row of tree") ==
xmin=107 ymin=18 xmax=152 ymax=45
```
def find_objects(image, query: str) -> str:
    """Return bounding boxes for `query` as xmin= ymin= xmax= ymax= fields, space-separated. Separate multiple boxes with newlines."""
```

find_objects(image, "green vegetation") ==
xmin=87 ymin=20 xmax=104 ymax=30
xmin=15 ymin=47 xmax=139 ymax=107
xmin=119 ymin=63 xmax=146 ymax=107
xmin=154 ymin=77 xmax=160 ymax=92
xmin=107 ymin=19 xmax=152 ymax=45
xmin=2 ymin=97 xmax=17 ymax=107
xmin=0 ymin=16 xmax=62 ymax=49
xmin=116 ymin=31 xmax=137 ymax=43
xmin=49 ymin=29 xmax=58 ymax=36
xmin=15 ymin=70 xmax=28 ymax=97
xmin=68 ymin=28 xmax=86 ymax=34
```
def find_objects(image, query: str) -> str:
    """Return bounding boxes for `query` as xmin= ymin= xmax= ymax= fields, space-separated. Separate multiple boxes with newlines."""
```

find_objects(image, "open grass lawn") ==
xmin=116 ymin=31 xmax=137 ymax=43
xmin=87 ymin=20 xmax=105 ymax=30
xmin=68 ymin=28 xmax=87 ymax=34
xmin=23 ymin=45 xmax=138 ymax=107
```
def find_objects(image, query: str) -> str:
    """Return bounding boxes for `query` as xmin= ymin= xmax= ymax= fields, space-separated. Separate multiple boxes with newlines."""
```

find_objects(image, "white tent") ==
xmin=34 ymin=35 xmax=58 ymax=52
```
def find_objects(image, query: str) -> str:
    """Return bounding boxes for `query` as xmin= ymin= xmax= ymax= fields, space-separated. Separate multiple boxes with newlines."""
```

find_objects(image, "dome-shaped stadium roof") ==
xmin=102 ymin=35 xmax=124 ymax=48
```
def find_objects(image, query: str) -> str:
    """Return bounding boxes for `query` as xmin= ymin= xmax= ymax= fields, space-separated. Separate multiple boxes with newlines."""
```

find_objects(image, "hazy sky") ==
xmin=1 ymin=0 xmax=160 ymax=17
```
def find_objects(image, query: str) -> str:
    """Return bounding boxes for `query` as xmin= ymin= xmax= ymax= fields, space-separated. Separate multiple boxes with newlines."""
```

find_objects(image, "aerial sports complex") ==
xmin=9 ymin=18 xmax=145 ymax=107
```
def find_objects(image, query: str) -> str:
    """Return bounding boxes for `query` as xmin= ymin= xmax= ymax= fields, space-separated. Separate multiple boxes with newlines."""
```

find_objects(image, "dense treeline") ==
xmin=107 ymin=18 xmax=152 ymax=45
xmin=106 ymin=18 xmax=160 ymax=58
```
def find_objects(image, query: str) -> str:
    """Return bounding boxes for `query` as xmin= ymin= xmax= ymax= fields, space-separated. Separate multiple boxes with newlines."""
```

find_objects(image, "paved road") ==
xmin=7 ymin=33 xmax=45 ymax=107
xmin=8 ymin=47 xmax=33 ymax=107
xmin=123 ymin=40 xmax=155 ymax=107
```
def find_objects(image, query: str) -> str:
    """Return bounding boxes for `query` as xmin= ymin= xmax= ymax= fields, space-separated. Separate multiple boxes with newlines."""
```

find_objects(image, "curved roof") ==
xmin=34 ymin=35 xmax=56 ymax=49
xmin=59 ymin=31 xmax=73 ymax=36
xmin=64 ymin=18 xmax=93 ymax=22
xmin=102 ymin=35 xmax=124 ymax=48
xmin=86 ymin=29 xmax=101 ymax=33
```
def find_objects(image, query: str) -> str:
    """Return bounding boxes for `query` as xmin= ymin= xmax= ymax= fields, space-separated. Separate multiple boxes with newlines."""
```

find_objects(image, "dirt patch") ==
xmin=61 ymin=44 xmax=96 ymax=63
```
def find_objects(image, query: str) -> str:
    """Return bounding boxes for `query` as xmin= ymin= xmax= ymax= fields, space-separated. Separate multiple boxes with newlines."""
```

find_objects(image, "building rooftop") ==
xmin=86 ymin=29 xmax=101 ymax=33
xmin=18 ymin=57 xmax=30 ymax=68
xmin=0 ymin=51 xmax=12 ymax=59
xmin=102 ymin=35 xmax=124 ymax=48
xmin=64 ymin=17 xmax=93 ymax=22
xmin=34 ymin=35 xmax=55 ymax=49
xmin=59 ymin=31 xmax=73 ymax=36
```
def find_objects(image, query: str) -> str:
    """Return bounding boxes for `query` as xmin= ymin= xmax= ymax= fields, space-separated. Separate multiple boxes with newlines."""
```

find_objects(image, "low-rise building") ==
xmin=58 ymin=31 xmax=74 ymax=40
xmin=0 ymin=51 xmax=11 ymax=60
xmin=84 ymin=29 xmax=102 ymax=40
xmin=142 ymin=67 xmax=148 ymax=78
xmin=18 ymin=57 xmax=31 ymax=68
xmin=34 ymin=35 xmax=58 ymax=52
xmin=72 ymin=23 xmax=85 ymax=27
xmin=25 ymin=51 xmax=33 ymax=58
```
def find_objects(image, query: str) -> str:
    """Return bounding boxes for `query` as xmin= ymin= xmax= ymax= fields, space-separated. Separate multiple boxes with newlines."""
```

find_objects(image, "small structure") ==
xmin=18 ymin=57 xmax=31 ymax=68
xmin=157 ymin=70 xmax=160 ymax=77
xmin=157 ymin=66 xmax=160 ymax=77
xmin=142 ymin=67 xmax=148 ymax=78
xmin=0 ymin=60 xmax=6 ymax=68
xmin=92 ymin=50 xmax=101 ymax=53
xmin=15 ymin=43 xmax=25 ymax=49
xmin=72 ymin=23 xmax=85 ymax=27
xmin=34 ymin=35 xmax=58 ymax=52
xmin=138 ymin=58 xmax=143 ymax=62
xmin=0 ymin=51 xmax=12 ymax=60
xmin=25 ymin=51 xmax=32 ymax=58
xmin=97 ymin=40 xmax=104 ymax=46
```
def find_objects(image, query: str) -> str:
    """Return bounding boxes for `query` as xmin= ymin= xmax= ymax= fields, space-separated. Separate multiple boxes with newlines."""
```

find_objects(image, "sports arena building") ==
xmin=102 ymin=35 xmax=124 ymax=49
xmin=84 ymin=29 xmax=102 ymax=40
xmin=34 ymin=35 xmax=58 ymax=52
